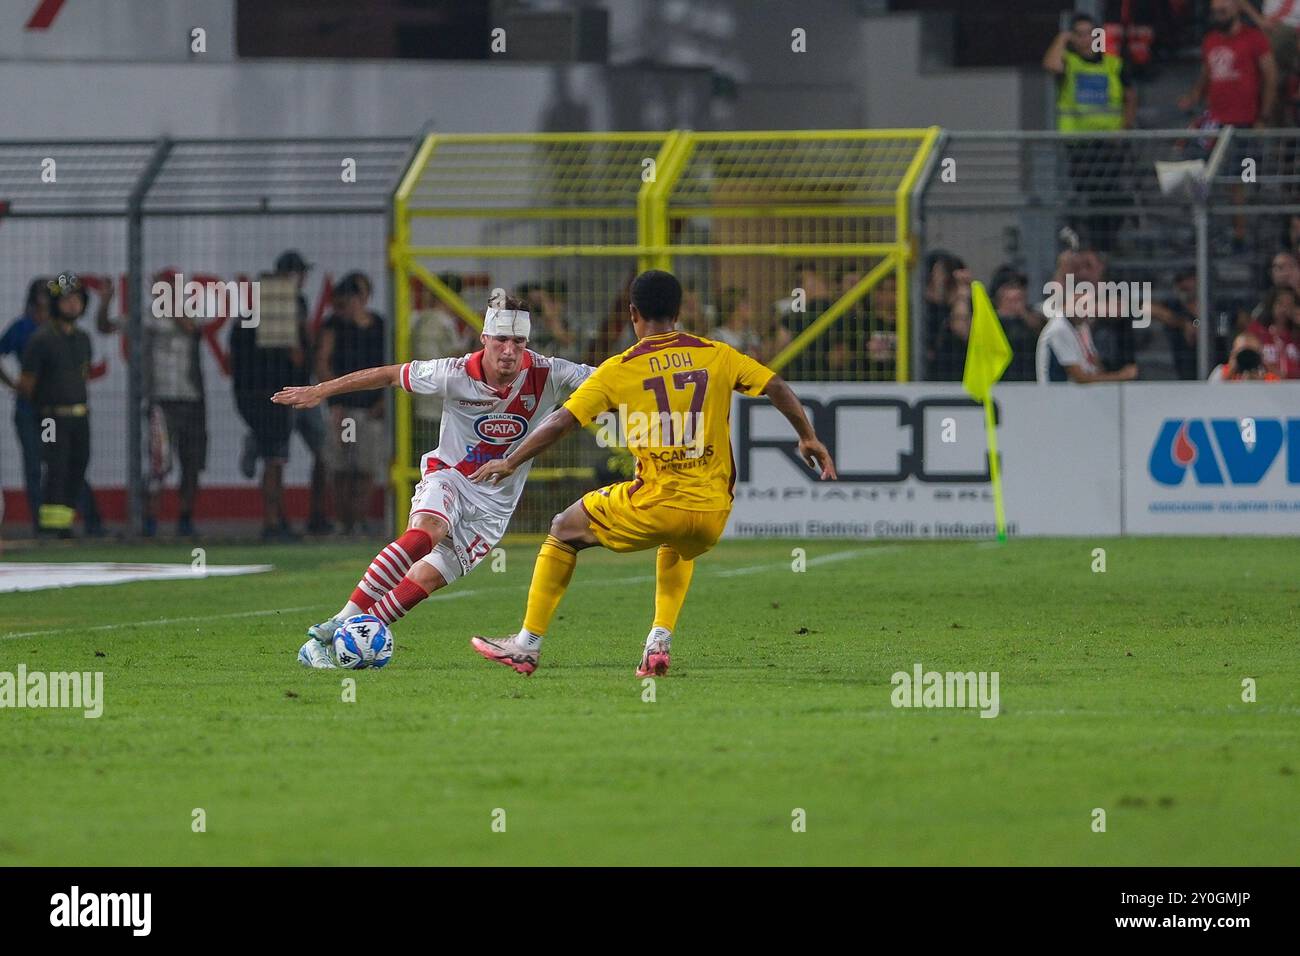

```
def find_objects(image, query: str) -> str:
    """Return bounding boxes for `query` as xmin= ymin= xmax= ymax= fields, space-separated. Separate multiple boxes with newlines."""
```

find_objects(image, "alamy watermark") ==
xmin=0 ymin=665 xmax=103 ymax=718
xmin=1042 ymin=275 xmax=1151 ymax=329
xmin=891 ymin=662 xmax=1000 ymax=718
xmin=50 ymin=886 xmax=150 ymax=936
xmin=593 ymin=405 xmax=706 ymax=456
xmin=152 ymin=273 xmax=259 ymax=326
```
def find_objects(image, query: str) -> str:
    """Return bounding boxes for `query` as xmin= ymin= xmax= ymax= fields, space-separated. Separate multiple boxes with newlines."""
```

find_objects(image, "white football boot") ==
xmin=307 ymin=616 xmax=344 ymax=644
xmin=297 ymin=638 xmax=336 ymax=669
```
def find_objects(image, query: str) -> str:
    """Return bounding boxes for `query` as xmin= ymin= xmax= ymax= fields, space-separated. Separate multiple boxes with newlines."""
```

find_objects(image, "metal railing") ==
xmin=389 ymin=129 xmax=940 ymax=529
xmin=913 ymin=127 xmax=1256 ymax=382
xmin=0 ymin=136 xmax=418 ymax=539
xmin=7 ymin=127 xmax=1281 ymax=541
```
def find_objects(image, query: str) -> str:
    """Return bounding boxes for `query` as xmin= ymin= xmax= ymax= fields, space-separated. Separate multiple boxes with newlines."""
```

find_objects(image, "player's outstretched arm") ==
xmin=762 ymin=375 xmax=838 ymax=480
xmin=470 ymin=407 xmax=580 ymax=483
xmin=271 ymin=364 xmax=402 ymax=408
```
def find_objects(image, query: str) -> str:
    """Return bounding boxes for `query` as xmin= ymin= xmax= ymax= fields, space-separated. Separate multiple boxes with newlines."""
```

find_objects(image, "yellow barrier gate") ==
xmin=389 ymin=128 xmax=939 ymax=531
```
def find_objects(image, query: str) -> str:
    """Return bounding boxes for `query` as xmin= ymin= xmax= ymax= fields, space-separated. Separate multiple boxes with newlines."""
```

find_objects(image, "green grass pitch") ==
xmin=1 ymin=536 xmax=1296 ymax=866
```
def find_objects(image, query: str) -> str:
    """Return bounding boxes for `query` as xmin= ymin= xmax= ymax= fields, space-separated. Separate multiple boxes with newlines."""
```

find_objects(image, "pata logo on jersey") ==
xmin=1149 ymin=418 xmax=1300 ymax=486
xmin=473 ymin=413 xmax=530 ymax=444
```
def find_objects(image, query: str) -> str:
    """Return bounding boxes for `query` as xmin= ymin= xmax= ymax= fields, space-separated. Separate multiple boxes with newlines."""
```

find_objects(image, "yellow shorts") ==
xmin=580 ymin=481 xmax=729 ymax=560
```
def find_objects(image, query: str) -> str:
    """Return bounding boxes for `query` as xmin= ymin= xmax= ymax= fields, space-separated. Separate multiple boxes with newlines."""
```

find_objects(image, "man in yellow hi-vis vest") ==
xmin=1043 ymin=13 xmax=1137 ymax=251
xmin=1043 ymin=13 xmax=1137 ymax=131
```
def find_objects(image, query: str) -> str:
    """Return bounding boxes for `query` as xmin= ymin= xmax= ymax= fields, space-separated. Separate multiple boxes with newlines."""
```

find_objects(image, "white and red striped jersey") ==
xmin=399 ymin=349 xmax=595 ymax=509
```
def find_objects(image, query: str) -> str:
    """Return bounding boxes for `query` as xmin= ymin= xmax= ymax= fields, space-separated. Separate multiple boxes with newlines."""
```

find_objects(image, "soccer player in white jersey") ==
xmin=270 ymin=295 xmax=594 ymax=667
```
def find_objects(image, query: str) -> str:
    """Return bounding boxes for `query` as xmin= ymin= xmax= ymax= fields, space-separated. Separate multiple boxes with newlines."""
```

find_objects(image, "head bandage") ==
xmin=483 ymin=307 xmax=531 ymax=340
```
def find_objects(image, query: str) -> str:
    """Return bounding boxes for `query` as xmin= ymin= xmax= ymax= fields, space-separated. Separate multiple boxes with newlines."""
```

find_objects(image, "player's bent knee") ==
xmin=409 ymin=512 xmax=449 ymax=544
xmin=549 ymin=503 xmax=598 ymax=547
xmin=406 ymin=560 xmax=447 ymax=593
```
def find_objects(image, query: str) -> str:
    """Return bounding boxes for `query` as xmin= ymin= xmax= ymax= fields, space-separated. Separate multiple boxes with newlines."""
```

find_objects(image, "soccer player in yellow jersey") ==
xmin=468 ymin=270 xmax=837 ymax=676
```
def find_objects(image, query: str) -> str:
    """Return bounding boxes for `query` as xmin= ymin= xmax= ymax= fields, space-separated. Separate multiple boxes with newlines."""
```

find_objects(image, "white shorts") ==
xmin=408 ymin=469 xmax=511 ymax=584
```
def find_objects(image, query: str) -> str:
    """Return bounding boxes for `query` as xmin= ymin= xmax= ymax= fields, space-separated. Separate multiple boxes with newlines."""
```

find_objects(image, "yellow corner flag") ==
xmin=962 ymin=281 xmax=1012 ymax=403
xmin=961 ymin=281 xmax=1012 ymax=541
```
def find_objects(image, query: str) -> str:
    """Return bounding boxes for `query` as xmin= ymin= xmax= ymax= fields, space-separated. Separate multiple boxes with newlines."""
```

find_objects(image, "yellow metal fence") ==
xmin=389 ymin=129 xmax=939 ymax=529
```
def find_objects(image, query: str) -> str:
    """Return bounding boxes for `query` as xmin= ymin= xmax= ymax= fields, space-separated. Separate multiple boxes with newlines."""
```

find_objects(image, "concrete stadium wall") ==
xmin=0 ymin=0 xmax=1034 ymax=138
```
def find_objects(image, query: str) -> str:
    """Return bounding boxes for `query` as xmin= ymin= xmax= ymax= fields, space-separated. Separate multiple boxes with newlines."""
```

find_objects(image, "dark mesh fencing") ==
xmin=0 ymin=137 xmax=416 ymax=542
xmin=916 ymin=130 xmax=1233 ymax=383
xmin=0 ymin=141 xmax=159 ymax=538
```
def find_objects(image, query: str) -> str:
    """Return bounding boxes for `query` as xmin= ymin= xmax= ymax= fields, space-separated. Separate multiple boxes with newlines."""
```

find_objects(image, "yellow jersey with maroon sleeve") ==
xmin=562 ymin=330 xmax=776 ymax=511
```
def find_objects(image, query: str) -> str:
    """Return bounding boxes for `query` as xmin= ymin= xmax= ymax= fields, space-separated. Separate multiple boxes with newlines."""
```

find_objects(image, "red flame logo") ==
xmin=1172 ymin=422 xmax=1197 ymax=466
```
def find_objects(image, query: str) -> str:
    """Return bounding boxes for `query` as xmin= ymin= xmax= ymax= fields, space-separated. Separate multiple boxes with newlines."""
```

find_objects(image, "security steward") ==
xmin=1042 ymin=13 xmax=1137 ymax=252
xmin=1043 ymin=12 xmax=1136 ymax=132
xmin=18 ymin=273 xmax=93 ymax=537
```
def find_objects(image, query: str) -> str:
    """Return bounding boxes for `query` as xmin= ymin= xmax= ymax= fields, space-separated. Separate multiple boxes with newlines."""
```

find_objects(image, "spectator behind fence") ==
xmin=775 ymin=262 xmax=842 ymax=380
xmin=710 ymin=286 xmax=765 ymax=359
xmin=1075 ymin=249 xmax=1139 ymax=373
xmin=1246 ymin=284 xmax=1300 ymax=376
xmin=1150 ymin=268 xmax=1202 ymax=381
xmin=1242 ymin=0 xmax=1300 ymax=125
xmin=1036 ymin=277 xmax=1138 ymax=383
xmin=316 ymin=272 xmax=387 ymax=536
xmin=1182 ymin=1 xmax=1277 ymax=247
xmin=517 ymin=280 xmax=577 ymax=358
xmin=1181 ymin=0 xmax=1276 ymax=129
xmin=923 ymin=251 xmax=972 ymax=381
xmin=864 ymin=275 xmax=898 ymax=381
xmin=586 ymin=270 xmax=637 ymax=365
xmin=990 ymin=272 xmax=1038 ymax=382
xmin=1230 ymin=346 xmax=1275 ymax=379
xmin=248 ymin=250 xmax=330 ymax=533
xmin=991 ymin=263 xmax=1045 ymax=336
xmin=146 ymin=270 xmax=208 ymax=538
xmin=678 ymin=281 xmax=713 ymax=336
xmin=1036 ymin=249 xmax=1079 ymax=330
xmin=49 ymin=278 xmax=106 ymax=535
xmin=834 ymin=265 xmax=880 ymax=379
xmin=1043 ymin=13 xmax=1136 ymax=251
xmin=1285 ymin=213 xmax=1300 ymax=256
xmin=415 ymin=272 xmax=477 ymax=360
xmin=279 ymin=250 xmax=331 ymax=534
xmin=1043 ymin=11 xmax=1137 ymax=132
xmin=231 ymin=250 xmax=326 ymax=540
xmin=17 ymin=275 xmax=93 ymax=537
xmin=1257 ymin=250 xmax=1300 ymax=315
xmin=1206 ymin=330 xmax=1258 ymax=379
xmin=0 ymin=278 xmax=52 ymax=535
xmin=1243 ymin=249 xmax=1300 ymax=347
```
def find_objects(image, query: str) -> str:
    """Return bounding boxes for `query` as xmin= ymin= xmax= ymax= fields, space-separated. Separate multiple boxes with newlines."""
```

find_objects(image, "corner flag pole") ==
xmin=963 ymin=280 xmax=1012 ymax=542
xmin=982 ymin=396 xmax=1007 ymax=542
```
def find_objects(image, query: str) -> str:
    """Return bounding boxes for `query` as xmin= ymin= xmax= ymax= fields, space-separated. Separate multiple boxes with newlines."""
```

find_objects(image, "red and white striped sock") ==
xmin=372 ymin=578 xmax=430 ymax=627
xmin=341 ymin=529 xmax=433 ymax=616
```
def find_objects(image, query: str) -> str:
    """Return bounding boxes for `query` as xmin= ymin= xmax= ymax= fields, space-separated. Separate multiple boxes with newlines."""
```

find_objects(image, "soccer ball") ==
xmin=332 ymin=614 xmax=393 ymax=670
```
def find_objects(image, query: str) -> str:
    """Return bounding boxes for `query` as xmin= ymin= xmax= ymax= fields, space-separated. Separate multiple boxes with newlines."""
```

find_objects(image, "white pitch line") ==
xmin=713 ymin=545 xmax=893 ymax=577
xmin=0 ymin=604 xmax=321 ymax=640
xmin=0 ymin=547 xmax=880 ymax=641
